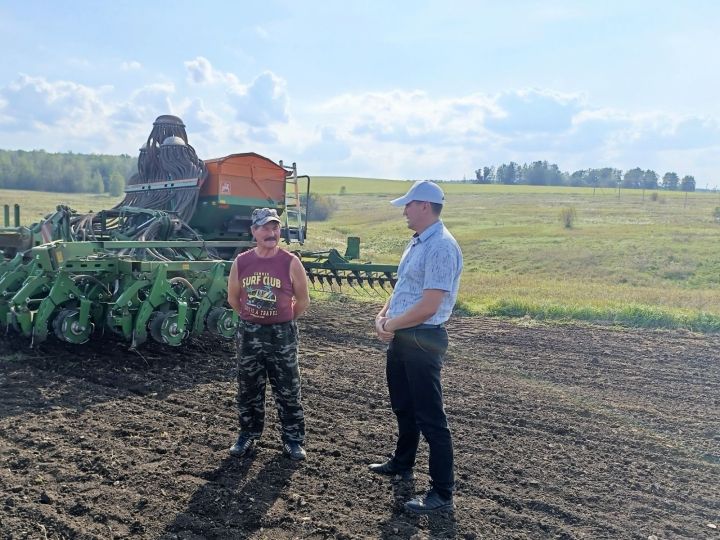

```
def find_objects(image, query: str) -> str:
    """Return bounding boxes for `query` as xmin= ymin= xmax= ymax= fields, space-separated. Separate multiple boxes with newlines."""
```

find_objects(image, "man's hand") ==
xmin=375 ymin=315 xmax=394 ymax=343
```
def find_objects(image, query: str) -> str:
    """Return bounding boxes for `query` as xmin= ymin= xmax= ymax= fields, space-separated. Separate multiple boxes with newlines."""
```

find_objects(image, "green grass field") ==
xmin=0 ymin=189 xmax=122 ymax=223
xmin=306 ymin=179 xmax=720 ymax=331
xmin=3 ymin=181 xmax=720 ymax=331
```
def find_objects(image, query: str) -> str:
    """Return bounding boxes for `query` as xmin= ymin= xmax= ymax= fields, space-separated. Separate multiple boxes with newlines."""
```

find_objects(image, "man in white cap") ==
xmin=370 ymin=181 xmax=463 ymax=514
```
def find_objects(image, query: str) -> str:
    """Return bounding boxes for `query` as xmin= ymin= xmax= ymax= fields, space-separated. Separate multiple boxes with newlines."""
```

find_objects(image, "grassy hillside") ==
xmin=3 ymin=182 xmax=720 ymax=331
xmin=305 ymin=179 xmax=720 ymax=331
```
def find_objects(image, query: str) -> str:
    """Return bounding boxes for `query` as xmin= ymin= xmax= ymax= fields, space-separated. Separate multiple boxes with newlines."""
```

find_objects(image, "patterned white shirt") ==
xmin=387 ymin=220 xmax=463 ymax=325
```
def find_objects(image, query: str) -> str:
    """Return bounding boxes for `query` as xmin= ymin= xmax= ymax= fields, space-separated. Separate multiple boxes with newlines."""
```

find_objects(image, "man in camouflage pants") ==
xmin=227 ymin=208 xmax=310 ymax=460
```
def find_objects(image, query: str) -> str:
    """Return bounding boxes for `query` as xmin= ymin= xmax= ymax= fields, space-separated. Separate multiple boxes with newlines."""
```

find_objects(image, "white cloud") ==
xmin=280 ymin=86 xmax=720 ymax=179
xmin=0 ymin=74 xmax=107 ymax=133
xmin=185 ymin=56 xmax=215 ymax=85
xmin=227 ymin=71 xmax=289 ymax=127
xmin=486 ymin=88 xmax=585 ymax=135
xmin=291 ymin=90 xmax=502 ymax=177
xmin=617 ymin=115 xmax=720 ymax=152
xmin=180 ymin=98 xmax=221 ymax=134
xmin=1 ymin=62 xmax=718 ymax=182
xmin=111 ymin=83 xmax=175 ymax=126
xmin=318 ymin=90 xmax=496 ymax=147
xmin=184 ymin=56 xmax=239 ymax=87
xmin=0 ymin=75 xmax=179 ymax=153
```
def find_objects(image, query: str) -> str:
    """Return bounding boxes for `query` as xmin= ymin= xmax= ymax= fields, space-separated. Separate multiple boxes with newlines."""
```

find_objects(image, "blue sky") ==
xmin=1 ymin=1 xmax=719 ymax=185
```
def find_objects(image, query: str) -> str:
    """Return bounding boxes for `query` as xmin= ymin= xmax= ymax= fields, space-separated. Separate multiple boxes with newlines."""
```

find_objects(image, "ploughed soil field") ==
xmin=0 ymin=300 xmax=719 ymax=539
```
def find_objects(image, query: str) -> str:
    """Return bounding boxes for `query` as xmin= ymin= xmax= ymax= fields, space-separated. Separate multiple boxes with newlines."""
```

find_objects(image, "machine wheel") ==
xmin=52 ymin=309 xmax=94 ymax=344
xmin=148 ymin=310 xmax=185 ymax=346
xmin=206 ymin=306 xmax=237 ymax=338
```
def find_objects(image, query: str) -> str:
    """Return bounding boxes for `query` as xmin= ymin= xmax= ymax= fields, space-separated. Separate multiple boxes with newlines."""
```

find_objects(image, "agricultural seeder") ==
xmin=0 ymin=115 xmax=397 ymax=347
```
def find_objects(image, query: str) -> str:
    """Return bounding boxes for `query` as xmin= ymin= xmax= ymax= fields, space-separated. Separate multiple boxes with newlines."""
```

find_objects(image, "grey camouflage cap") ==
xmin=251 ymin=207 xmax=282 ymax=227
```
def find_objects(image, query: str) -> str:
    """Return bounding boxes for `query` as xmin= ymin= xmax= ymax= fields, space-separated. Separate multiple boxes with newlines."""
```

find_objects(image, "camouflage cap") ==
xmin=251 ymin=207 xmax=282 ymax=227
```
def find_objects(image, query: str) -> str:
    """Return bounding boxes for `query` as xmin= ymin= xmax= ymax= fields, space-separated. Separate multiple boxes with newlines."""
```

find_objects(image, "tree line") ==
xmin=0 ymin=149 xmax=701 ymax=194
xmin=473 ymin=161 xmax=697 ymax=191
xmin=0 ymin=149 xmax=137 ymax=196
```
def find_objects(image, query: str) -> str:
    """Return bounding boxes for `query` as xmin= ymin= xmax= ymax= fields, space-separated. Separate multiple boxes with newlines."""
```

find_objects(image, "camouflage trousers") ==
xmin=235 ymin=320 xmax=305 ymax=444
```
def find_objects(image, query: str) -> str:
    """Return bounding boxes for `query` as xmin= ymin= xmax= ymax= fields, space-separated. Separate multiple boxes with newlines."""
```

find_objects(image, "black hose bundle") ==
xmin=31 ymin=115 xmax=218 ymax=262
xmin=118 ymin=115 xmax=207 ymax=222
xmin=66 ymin=206 xmax=217 ymax=261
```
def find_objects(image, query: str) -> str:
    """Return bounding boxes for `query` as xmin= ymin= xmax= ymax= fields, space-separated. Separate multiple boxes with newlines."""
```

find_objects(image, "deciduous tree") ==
xmin=622 ymin=167 xmax=644 ymax=189
xmin=662 ymin=172 xmax=679 ymax=190
xmin=680 ymin=175 xmax=696 ymax=192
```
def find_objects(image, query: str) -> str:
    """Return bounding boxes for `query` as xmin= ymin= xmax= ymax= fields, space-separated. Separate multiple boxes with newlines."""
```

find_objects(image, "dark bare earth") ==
xmin=1 ymin=300 xmax=718 ymax=539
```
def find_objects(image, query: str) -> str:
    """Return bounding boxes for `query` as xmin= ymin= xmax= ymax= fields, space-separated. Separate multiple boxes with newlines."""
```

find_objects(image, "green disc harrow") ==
xmin=0 ymin=209 xmax=397 ymax=348
xmin=1 ymin=238 xmax=239 ymax=347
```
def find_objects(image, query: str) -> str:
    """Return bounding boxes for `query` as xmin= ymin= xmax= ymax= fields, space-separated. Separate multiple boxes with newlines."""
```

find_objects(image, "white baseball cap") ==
xmin=390 ymin=180 xmax=445 ymax=207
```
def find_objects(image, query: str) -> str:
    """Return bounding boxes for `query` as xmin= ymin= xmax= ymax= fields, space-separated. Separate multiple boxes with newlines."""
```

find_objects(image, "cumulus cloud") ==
xmin=319 ymin=90 xmax=496 ymax=148
xmin=227 ymin=71 xmax=289 ymax=127
xmin=0 ymin=74 xmax=180 ymax=153
xmin=297 ymin=90 xmax=506 ymax=176
xmin=0 ymin=74 xmax=107 ymax=132
xmin=1 ymin=61 xmax=719 ymax=181
xmin=616 ymin=114 xmax=720 ymax=152
xmin=184 ymin=56 xmax=239 ymax=87
xmin=0 ymin=64 xmax=290 ymax=157
xmin=180 ymin=98 xmax=221 ymax=133
xmin=185 ymin=57 xmax=215 ymax=85
xmin=179 ymin=59 xmax=291 ymax=151
xmin=281 ymin=86 xmax=720 ymax=179
xmin=111 ymin=83 xmax=175 ymax=125
xmin=485 ymin=88 xmax=584 ymax=135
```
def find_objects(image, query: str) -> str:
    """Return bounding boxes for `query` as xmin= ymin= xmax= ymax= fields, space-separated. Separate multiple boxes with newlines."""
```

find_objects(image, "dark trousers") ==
xmin=386 ymin=326 xmax=454 ymax=499
xmin=236 ymin=320 xmax=305 ymax=443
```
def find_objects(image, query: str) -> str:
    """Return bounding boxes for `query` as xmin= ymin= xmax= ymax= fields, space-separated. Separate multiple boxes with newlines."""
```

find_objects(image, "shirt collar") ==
xmin=411 ymin=220 xmax=442 ymax=245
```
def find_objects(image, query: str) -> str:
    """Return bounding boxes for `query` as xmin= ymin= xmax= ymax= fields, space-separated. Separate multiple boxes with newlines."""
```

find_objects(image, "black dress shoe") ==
xmin=404 ymin=490 xmax=454 ymax=514
xmin=229 ymin=434 xmax=255 ymax=457
xmin=283 ymin=441 xmax=307 ymax=461
xmin=368 ymin=460 xmax=414 ymax=480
